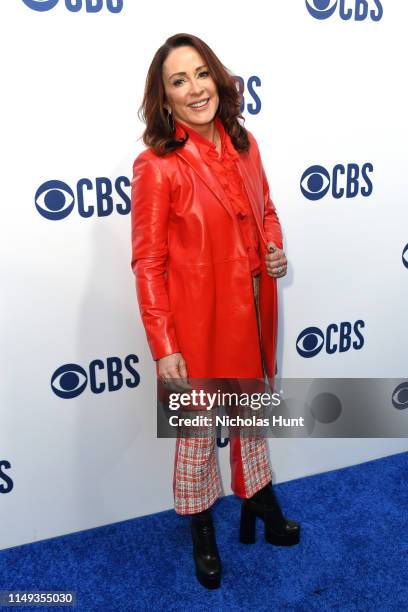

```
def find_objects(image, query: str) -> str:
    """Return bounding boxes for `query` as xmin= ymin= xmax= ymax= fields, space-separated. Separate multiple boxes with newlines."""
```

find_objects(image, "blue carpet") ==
xmin=1 ymin=451 xmax=408 ymax=611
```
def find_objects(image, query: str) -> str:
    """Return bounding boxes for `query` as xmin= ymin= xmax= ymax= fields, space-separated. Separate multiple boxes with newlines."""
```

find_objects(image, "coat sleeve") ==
xmin=130 ymin=151 xmax=180 ymax=361
xmin=248 ymin=131 xmax=283 ymax=250
xmin=261 ymin=161 xmax=283 ymax=250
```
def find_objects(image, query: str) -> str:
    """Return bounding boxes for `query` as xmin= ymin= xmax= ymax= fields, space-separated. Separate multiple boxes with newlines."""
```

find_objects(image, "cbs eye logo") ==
xmin=402 ymin=244 xmax=408 ymax=269
xmin=392 ymin=382 xmax=408 ymax=410
xmin=51 ymin=355 xmax=140 ymax=398
xmin=305 ymin=0 xmax=383 ymax=21
xmin=300 ymin=163 xmax=373 ymax=201
xmin=22 ymin=0 xmax=59 ymax=9
xmin=22 ymin=0 xmax=123 ymax=12
xmin=35 ymin=177 xmax=130 ymax=220
xmin=296 ymin=321 xmax=365 ymax=358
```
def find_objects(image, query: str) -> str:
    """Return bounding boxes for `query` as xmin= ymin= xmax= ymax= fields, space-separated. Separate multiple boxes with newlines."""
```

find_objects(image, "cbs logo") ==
xmin=300 ymin=163 xmax=373 ymax=201
xmin=35 ymin=177 xmax=130 ymax=220
xmin=392 ymin=382 xmax=408 ymax=410
xmin=51 ymin=355 xmax=140 ymax=398
xmin=22 ymin=0 xmax=123 ymax=12
xmin=296 ymin=321 xmax=365 ymax=357
xmin=402 ymin=244 xmax=408 ymax=269
xmin=234 ymin=76 xmax=262 ymax=115
xmin=305 ymin=0 xmax=383 ymax=21
xmin=0 ymin=461 xmax=14 ymax=494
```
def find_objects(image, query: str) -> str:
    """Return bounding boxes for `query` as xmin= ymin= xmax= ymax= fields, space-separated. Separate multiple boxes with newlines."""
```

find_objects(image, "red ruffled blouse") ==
xmin=174 ymin=116 xmax=261 ymax=277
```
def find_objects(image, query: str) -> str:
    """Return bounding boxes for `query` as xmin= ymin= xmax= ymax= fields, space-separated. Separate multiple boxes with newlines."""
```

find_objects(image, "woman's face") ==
xmin=162 ymin=45 xmax=219 ymax=131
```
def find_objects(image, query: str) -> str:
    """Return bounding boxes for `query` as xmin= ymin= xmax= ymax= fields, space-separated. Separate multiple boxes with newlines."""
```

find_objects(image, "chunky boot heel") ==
xmin=239 ymin=503 xmax=257 ymax=544
xmin=264 ymin=518 xmax=300 ymax=546
xmin=239 ymin=482 xmax=300 ymax=547
xmin=191 ymin=509 xmax=221 ymax=589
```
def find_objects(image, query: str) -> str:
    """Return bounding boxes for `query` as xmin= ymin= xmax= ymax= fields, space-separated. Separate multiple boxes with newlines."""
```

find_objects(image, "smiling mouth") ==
xmin=188 ymin=98 xmax=210 ymax=108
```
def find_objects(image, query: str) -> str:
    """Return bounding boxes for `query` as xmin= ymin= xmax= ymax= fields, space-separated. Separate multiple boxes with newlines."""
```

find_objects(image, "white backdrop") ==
xmin=1 ymin=0 xmax=407 ymax=551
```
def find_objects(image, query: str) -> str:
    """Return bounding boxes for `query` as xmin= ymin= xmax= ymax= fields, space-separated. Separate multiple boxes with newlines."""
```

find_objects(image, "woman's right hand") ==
xmin=158 ymin=352 xmax=192 ymax=392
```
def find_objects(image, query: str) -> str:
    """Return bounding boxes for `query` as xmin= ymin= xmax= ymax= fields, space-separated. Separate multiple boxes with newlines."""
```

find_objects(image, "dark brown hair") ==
xmin=137 ymin=33 xmax=250 ymax=157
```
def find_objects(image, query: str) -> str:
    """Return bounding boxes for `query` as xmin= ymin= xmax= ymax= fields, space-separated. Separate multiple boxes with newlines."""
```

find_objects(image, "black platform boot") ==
xmin=239 ymin=481 xmax=300 ymax=546
xmin=190 ymin=508 xmax=221 ymax=589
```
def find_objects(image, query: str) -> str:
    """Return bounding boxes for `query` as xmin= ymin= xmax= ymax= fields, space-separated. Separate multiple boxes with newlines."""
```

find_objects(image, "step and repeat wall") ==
xmin=1 ymin=0 xmax=407 ymax=550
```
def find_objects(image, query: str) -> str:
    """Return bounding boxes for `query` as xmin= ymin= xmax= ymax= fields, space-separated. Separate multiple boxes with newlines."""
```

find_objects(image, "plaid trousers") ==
xmin=172 ymin=274 xmax=273 ymax=515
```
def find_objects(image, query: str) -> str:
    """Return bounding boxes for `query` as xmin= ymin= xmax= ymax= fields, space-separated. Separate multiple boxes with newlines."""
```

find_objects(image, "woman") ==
xmin=131 ymin=33 xmax=300 ymax=589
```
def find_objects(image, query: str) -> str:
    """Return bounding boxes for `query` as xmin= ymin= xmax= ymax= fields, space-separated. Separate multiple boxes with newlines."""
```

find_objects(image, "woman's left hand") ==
xmin=265 ymin=241 xmax=287 ymax=278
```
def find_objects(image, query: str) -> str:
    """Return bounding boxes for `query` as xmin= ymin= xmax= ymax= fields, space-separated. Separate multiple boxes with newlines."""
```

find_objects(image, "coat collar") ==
xmin=173 ymin=118 xmax=267 ymax=247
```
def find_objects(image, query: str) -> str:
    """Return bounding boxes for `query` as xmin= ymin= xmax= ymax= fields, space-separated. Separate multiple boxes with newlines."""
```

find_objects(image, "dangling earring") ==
xmin=166 ymin=108 xmax=175 ymax=133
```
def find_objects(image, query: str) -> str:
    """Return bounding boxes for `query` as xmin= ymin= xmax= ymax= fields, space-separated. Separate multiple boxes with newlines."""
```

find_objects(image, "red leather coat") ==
xmin=130 ymin=126 xmax=283 ymax=386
